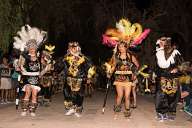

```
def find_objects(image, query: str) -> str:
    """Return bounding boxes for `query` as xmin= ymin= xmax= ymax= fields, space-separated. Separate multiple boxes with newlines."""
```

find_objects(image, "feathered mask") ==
xmin=102 ymin=18 xmax=151 ymax=47
xmin=13 ymin=25 xmax=47 ymax=51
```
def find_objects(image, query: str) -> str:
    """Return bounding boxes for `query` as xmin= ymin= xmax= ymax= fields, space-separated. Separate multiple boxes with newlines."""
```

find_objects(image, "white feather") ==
xmin=25 ymin=24 xmax=31 ymax=31
xmin=116 ymin=22 xmax=125 ymax=33
xmin=156 ymin=40 xmax=160 ymax=44
xmin=17 ymin=31 xmax=28 ymax=43
xmin=35 ymin=29 xmax=43 ymax=44
xmin=156 ymin=49 xmax=180 ymax=69
xmin=13 ymin=25 xmax=47 ymax=51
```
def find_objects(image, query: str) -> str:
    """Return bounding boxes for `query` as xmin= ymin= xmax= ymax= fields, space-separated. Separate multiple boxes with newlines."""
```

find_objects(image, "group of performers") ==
xmin=12 ymin=25 xmax=96 ymax=117
xmin=10 ymin=18 xmax=192 ymax=121
xmin=102 ymin=18 xmax=191 ymax=121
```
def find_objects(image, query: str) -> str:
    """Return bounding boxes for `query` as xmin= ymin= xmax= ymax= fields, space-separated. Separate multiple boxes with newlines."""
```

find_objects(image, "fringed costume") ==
xmin=40 ymin=44 xmax=55 ymax=106
xmin=63 ymin=42 xmax=95 ymax=117
xmin=155 ymin=37 xmax=183 ymax=121
xmin=13 ymin=25 xmax=48 ymax=116
xmin=102 ymin=18 xmax=150 ymax=118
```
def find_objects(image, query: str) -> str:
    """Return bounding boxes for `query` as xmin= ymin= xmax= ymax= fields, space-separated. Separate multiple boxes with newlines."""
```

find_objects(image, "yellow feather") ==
xmin=45 ymin=45 xmax=55 ymax=52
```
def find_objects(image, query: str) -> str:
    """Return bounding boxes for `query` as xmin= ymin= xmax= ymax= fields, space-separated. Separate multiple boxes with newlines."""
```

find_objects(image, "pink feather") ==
xmin=102 ymin=34 xmax=117 ymax=47
xmin=131 ymin=29 xmax=151 ymax=47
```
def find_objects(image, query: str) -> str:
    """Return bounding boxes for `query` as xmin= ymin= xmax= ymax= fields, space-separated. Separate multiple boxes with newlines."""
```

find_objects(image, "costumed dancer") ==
xmin=40 ymin=44 xmax=55 ymax=106
xmin=155 ymin=37 xmax=183 ymax=121
xmin=63 ymin=41 xmax=95 ymax=117
xmin=102 ymin=18 xmax=150 ymax=118
xmin=13 ymin=25 xmax=48 ymax=116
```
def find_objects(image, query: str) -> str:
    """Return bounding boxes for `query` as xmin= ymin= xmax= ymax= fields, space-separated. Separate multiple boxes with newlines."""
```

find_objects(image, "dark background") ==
xmin=1 ymin=0 xmax=192 ymax=66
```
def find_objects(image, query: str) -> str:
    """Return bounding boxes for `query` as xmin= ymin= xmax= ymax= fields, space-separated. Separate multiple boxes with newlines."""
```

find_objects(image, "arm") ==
xmin=131 ymin=55 xmax=140 ymax=81
xmin=171 ymin=50 xmax=183 ymax=73
xmin=132 ymin=55 xmax=140 ymax=69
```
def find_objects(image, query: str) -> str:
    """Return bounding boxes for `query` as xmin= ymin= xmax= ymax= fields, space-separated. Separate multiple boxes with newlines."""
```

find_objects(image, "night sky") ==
xmin=3 ymin=0 xmax=192 ymax=65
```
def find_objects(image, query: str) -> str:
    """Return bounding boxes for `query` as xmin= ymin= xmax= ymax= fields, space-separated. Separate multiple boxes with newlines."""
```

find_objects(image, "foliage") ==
xmin=0 ymin=0 xmax=23 ymax=53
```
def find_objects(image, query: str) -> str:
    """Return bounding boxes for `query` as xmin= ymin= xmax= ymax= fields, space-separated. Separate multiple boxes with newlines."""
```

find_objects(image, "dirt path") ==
xmin=0 ymin=91 xmax=191 ymax=128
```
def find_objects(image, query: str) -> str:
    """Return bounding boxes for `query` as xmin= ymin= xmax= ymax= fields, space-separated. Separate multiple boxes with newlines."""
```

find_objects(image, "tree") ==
xmin=0 ymin=0 xmax=23 ymax=53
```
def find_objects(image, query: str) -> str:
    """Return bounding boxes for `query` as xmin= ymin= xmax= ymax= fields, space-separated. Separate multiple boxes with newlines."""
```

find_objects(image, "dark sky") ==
xmin=29 ymin=0 xmax=192 ymax=64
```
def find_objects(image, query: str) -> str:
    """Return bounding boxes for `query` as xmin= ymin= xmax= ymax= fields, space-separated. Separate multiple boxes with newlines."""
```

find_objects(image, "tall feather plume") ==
xmin=13 ymin=25 xmax=47 ymax=51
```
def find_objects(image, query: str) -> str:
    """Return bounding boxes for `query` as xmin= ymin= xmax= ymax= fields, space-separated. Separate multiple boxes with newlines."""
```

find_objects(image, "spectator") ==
xmin=0 ymin=55 xmax=12 ymax=104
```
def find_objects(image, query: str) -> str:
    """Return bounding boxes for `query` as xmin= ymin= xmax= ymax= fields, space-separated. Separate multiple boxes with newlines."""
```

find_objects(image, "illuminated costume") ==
xmin=102 ymin=18 xmax=150 ymax=118
xmin=155 ymin=37 xmax=183 ymax=121
xmin=13 ymin=25 xmax=48 ymax=116
xmin=40 ymin=44 xmax=55 ymax=106
xmin=63 ymin=42 xmax=95 ymax=117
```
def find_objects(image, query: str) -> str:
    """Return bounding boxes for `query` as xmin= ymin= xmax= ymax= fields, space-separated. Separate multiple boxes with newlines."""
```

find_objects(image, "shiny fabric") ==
xmin=62 ymin=53 xmax=93 ymax=109
xmin=23 ymin=57 xmax=40 ymax=86
xmin=155 ymin=48 xmax=182 ymax=115
xmin=114 ymin=56 xmax=135 ymax=83
xmin=67 ymin=77 xmax=82 ymax=92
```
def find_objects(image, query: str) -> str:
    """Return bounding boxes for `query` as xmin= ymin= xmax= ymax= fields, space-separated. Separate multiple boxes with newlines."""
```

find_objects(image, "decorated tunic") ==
xmin=113 ymin=53 xmax=137 ymax=86
xmin=114 ymin=57 xmax=133 ymax=82
xmin=156 ymin=48 xmax=182 ymax=94
xmin=63 ymin=53 xmax=94 ymax=92
xmin=22 ymin=55 xmax=40 ymax=86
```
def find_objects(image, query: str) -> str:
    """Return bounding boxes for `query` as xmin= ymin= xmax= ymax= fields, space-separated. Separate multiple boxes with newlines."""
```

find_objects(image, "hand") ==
xmin=16 ymin=67 xmax=21 ymax=72
xmin=170 ymin=68 xmax=178 ymax=73
xmin=106 ymin=73 xmax=112 ymax=79
xmin=87 ymin=79 xmax=91 ymax=84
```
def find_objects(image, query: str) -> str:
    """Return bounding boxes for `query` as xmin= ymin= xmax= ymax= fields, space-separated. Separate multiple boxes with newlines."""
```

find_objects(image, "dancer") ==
xmin=63 ymin=41 xmax=95 ymax=117
xmin=13 ymin=25 xmax=48 ymax=116
xmin=102 ymin=18 xmax=150 ymax=118
xmin=40 ymin=44 xmax=55 ymax=106
xmin=111 ymin=42 xmax=139 ymax=118
xmin=155 ymin=37 xmax=183 ymax=121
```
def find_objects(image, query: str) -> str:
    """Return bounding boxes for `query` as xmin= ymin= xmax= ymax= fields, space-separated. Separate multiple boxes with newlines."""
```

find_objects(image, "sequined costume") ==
xmin=62 ymin=42 xmax=95 ymax=116
xmin=13 ymin=25 xmax=47 ymax=116
xmin=155 ymin=37 xmax=183 ymax=121
xmin=113 ymin=54 xmax=137 ymax=86
xmin=40 ymin=45 xmax=55 ymax=105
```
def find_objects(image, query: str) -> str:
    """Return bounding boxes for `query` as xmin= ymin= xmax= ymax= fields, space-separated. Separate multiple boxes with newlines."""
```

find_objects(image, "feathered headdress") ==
xmin=102 ymin=18 xmax=151 ymax=48
xmin=13 ymin=25 xmax=47 ymax=51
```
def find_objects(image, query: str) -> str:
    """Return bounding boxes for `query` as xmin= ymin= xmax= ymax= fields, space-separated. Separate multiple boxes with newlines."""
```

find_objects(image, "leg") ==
xmin=113 ymin=85 xmax=124 ymax=119
xmin=73 ymin=92 xmax=84 ymax=117
xmin=114 ymin=85 xmax=124 ymax=112
xmin=21 ymin=85 xmax=31 ymax=116
xmin=167 ymin=91 xmax=179 ymax=120
xmin=63 ymin=84 xmax=73 ymax=110
xmin=5 ymin=89 xmax=8 ymax=103
xmin=124 ymin=84 xmax=132 ymax=117
xmin=23 ymin=85 xmax=32 ymax=100
xmin=73 ymin=92 xmax=84 ymax=107
xmin=43 ymin=87 xmax=49 ymax=99
xmin=155 ymin=91 xmax=168 ymax=121
xmin=1 ymin=89 xmax=5 ymax=102
xmin=131 ymin=84 xmax=137 ymax=108
xmin=124 ymin=84 xmax=132 ymax=109
xmin=30 ymin=88 xmax=39 ymax=116
xmin=64 ymin=85 xmax=75 ymax=116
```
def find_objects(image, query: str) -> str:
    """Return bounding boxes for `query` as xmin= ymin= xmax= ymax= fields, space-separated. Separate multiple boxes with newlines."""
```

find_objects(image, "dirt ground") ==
xmin=0 ymin=91 xmax=191 ymax=128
